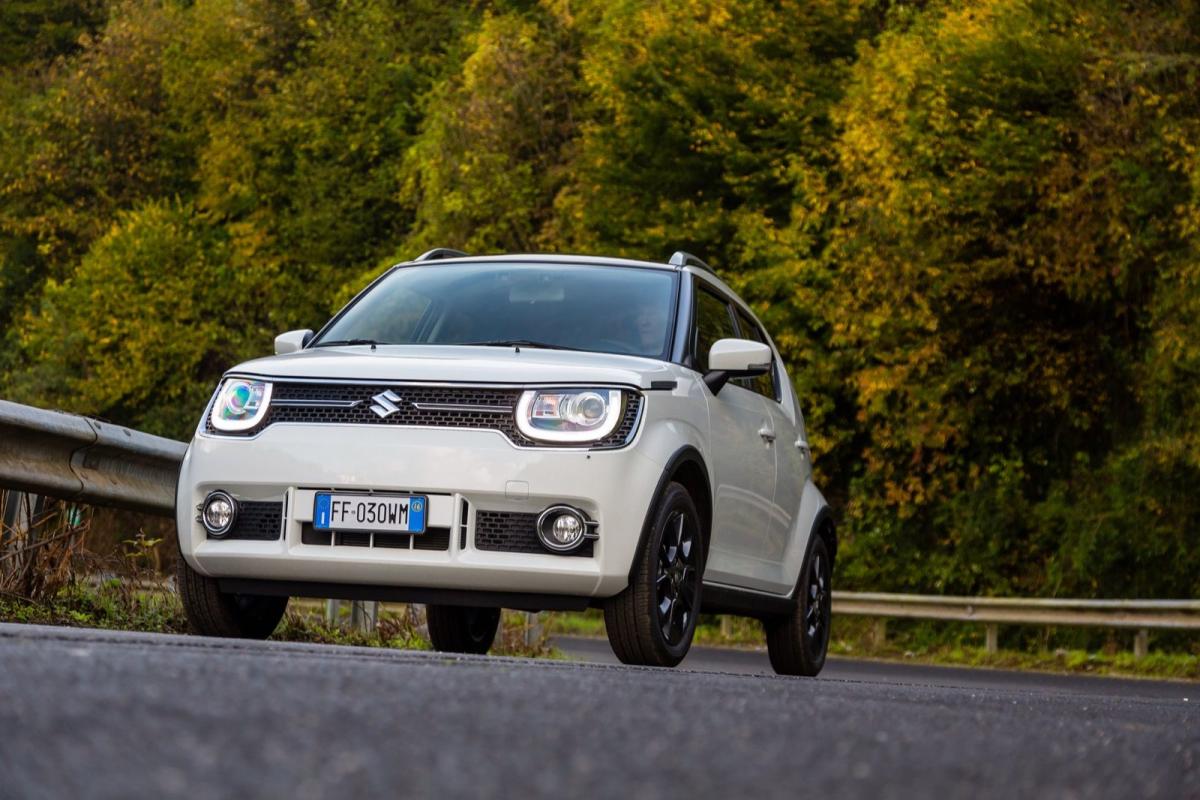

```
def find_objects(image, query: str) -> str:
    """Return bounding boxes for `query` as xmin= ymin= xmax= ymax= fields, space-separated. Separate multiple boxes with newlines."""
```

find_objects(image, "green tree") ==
xmin=398 ymin=6 xmax=580 ymax=258
xmin=7 ymin=199 xmax=274 ymax=437
xmin=824 ymin=0 xmax=1200 ymax=595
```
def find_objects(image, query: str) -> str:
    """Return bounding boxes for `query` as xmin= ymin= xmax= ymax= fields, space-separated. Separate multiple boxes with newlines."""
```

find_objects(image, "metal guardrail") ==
xmin=835 ymin=592 xmax=1200 ymax=657
xmin=834 ymin=592 xmax=1200 ymax=630
xmin=0 ymin=400 xmax=185 ymax=516
xmin=0 ymin=400 xmax=1196 ymax=654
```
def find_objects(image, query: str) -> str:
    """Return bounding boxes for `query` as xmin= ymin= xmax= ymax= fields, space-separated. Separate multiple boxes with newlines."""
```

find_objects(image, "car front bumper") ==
xmin=177 ymin=425 xmax=666 ymax=599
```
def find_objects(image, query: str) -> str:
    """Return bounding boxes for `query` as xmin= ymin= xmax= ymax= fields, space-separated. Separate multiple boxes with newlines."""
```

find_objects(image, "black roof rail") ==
xmin=668 ymin=250 xmax=714 ymax=274
xmin=415 ymin=248 xmax=469 ymax=261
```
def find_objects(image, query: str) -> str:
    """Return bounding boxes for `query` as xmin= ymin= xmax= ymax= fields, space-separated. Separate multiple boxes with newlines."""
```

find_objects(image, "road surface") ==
xmin=0 ymin=623 xmax=1195 ymax=799
xmin=556 ymin=634 xmax=1198 ymax=700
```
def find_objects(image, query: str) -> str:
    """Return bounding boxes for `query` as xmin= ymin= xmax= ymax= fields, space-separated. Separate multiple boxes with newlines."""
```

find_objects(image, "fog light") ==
xmin=202 ymin=491 xmax=238 ymax=537
xmin=552 ymin=514 xmax=583 ymax=545
xmin=536 ymin=506 xmax=596 ymax=553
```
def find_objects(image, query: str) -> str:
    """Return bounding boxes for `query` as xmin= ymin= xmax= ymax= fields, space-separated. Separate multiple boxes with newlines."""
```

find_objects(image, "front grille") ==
xmin=474 ymin=511 xmax=594 ymax=558
xmin=215 ymin=501 xmax=283 ymax=540
xmin=204 ymin=382 xmax=642 ymax=449
xmin=300 ymin=523 xmax=451 ymax=551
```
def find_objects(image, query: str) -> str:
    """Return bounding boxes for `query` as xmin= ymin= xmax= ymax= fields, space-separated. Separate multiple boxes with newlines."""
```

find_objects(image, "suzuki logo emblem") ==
xmin=368 ymin=390 xmax=403 ymax=419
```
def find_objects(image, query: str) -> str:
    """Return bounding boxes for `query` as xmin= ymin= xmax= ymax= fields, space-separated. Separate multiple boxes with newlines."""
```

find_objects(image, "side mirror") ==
xmin=704 ymin=338 xmax=772 ymax=394
xmin=275 ymin=329 xmax=314 ymax=355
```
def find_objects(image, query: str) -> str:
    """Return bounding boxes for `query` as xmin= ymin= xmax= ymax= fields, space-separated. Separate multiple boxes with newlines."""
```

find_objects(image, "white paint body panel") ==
xmin=178 ymin=261 xmax=830 ymax=604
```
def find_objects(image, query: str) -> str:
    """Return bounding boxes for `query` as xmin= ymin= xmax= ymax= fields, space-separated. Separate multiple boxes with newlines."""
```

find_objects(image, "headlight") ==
xmin=516 ymin=388 xmax=624 ymax=443
xmin=209 ymin=378 xmax=273 ymax=432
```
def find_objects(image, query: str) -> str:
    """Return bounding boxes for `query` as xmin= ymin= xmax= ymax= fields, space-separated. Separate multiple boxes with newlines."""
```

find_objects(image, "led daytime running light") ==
xmin=516 ymin=388 xmax=623 ymax=443
xmin=210 ymin=379 xmax=273 ymax=432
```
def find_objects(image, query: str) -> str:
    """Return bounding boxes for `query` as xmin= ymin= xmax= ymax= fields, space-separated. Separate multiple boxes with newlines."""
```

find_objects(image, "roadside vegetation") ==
xmin=1 ymin=2 xmax=1199 ymax=640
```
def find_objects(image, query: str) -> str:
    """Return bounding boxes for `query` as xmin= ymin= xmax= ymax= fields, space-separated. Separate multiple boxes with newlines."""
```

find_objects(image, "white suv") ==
xmin=176 ymin=250 xmax=835 ymax=675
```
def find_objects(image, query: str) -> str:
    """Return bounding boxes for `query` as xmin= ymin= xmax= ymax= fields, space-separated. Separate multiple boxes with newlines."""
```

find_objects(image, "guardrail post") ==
xmin=523 ymin=611 xmax=541 ymax=649
xmin=872 ymin=618 xmax=887 ymax=649
xmin=985 ymin=624 xmax=999 ymax=654
xmin=1134 ymin=628 xmax=1149 ymax=660
xmin=325 ymin=598 xmax=343 ymax=627
xmin=350 ymin=600 xmax=378 ymax=634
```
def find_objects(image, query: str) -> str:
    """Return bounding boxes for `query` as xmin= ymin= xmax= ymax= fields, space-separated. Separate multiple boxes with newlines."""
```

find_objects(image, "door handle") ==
xmin=758 ymin=427 xmax=776 ymax=443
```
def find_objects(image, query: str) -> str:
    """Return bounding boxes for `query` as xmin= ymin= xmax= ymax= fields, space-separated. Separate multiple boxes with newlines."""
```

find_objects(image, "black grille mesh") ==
xmin=300 ymin=523 xmax=451 ymax=551
xmin=474 ymin=511 xmax=594 ymax=558
xmin=204 ymin=383 xmax=641 ymax=449
xmin=217 ymin=501 xmax=283 ymax=541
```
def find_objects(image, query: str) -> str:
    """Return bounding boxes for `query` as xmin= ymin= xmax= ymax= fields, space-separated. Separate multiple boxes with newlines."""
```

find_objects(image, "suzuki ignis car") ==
xmin=176 ymin=250 xmax=835 ymax=675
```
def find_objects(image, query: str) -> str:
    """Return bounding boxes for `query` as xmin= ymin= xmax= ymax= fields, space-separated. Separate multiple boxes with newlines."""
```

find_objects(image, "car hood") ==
xmin=227 ymin=345 xmax=680 ymax=389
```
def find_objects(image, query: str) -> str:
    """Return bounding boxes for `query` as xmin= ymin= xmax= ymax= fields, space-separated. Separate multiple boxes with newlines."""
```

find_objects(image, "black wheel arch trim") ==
xmin=627 ymin=445 xmax=712 ymax=584
xmin=810 ymin=504 xmax=836 ymax=565
xmin=696 ymin=503 xmax=836 ymax=620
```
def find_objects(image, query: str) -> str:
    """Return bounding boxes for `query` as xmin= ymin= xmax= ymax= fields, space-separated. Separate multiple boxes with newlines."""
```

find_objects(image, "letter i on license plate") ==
xmin=313 ymin=493 xmax=427 ymax=534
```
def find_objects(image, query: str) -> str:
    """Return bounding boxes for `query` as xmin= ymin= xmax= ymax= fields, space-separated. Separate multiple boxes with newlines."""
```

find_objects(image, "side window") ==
xmin=693 ymin=285 xmax=738 ymax=373
xmin=734 ymin=308 xmax=778 ymax=400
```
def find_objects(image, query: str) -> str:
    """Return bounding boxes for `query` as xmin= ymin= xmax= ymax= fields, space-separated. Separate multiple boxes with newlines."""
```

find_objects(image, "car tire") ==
xmin=604 ymin=482 xmax=704 ymax=668
xmin=764 ymin=535 xmax=832 ymax=676
xmin=426 ymin=605 xmax=501 ymax=654
xmin=177 ymin=555 xmax=288 ymax=639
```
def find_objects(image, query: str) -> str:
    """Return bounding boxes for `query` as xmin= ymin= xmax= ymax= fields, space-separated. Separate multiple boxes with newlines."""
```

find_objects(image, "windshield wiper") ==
xmin=310 ymin=338 xmax=383 ymax=349
xmin=458 ymin=339 xmax=580 ymax=352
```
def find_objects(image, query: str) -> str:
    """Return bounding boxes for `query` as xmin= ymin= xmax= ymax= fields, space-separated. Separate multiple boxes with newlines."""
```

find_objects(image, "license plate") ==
xmin=313 ymin=493 xmax=427 ymax=534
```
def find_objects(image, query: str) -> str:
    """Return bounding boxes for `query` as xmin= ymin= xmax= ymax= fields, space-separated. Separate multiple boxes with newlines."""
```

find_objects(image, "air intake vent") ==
xmin=300 ymin=524 xmax=450 ymax=551
xmin=213 ymin=501 xmax=283 ymax=541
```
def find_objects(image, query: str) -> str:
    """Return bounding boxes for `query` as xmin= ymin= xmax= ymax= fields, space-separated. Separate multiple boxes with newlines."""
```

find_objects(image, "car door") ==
xmin=693 ymin=282 xmax=778 ymax=590
xmin=733 ymin=307 xmax=807 ymax=594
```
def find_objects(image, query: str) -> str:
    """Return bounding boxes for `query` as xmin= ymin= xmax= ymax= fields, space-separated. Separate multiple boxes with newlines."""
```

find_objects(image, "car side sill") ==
xmin=217 ymin=578 xmax=591 ymax=612
xmin=701 ymin=581 xmax=796 ymax=618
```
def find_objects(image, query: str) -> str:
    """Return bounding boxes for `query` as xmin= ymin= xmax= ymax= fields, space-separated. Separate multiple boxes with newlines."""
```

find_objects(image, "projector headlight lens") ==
xmin=516 ymin=389 xmax=623 ymax=443
xmin=210 ymin=378 xmax=272 ymax=432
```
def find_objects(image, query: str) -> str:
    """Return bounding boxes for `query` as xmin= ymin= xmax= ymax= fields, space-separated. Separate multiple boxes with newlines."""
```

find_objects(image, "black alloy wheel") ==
xmin=802 ymin=546 xmax=831 ymax=658
xmin=656 ymin=508 xmax=700 ymax=648
xmin=604 ymin=482 xmax=705 ymax=667
xmin=765 ymin=535 xmax=832 ymax=676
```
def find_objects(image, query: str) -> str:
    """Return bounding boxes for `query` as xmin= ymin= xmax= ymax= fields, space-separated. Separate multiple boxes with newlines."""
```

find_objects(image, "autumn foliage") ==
xmin=2 ymin=0 xmax=1198 ymax=599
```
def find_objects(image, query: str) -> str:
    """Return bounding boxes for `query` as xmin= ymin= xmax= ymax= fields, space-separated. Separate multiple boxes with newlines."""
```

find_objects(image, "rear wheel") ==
xmin=604 ymin=482 xmax=704 ymax=667
xmin=177 ymin=556 xmax=288 ymax=639
xmin=426 ymin=605 xmax=501 ymax=654
xmin=764 ymin=535 xmax=832 ymax=676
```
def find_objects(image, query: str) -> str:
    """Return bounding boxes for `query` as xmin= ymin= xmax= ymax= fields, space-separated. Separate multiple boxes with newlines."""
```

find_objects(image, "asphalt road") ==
xmin=556 ymin=635 xmax=1200 ymax=700
xmin=1 ymin=624 xmax=1196 ymax=800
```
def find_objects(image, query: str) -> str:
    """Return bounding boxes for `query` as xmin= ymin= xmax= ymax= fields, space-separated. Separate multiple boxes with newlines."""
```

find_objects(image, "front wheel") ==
xmin=177 ymin=556 xmax=288 ymax=639
xmin=426 ymin=605 xmax=501 ymax=654
xmin=764 ymin=535 xmax=832 ymax=676
xmin=604 ymin=482 xmax=704 ymax=667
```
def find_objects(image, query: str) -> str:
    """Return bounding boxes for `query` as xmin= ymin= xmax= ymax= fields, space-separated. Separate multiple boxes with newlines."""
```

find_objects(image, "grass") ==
xmin=0 ymin=580 xmax=188 ymax=634
xmin=0 ymin=582 xmax=559 ymax=658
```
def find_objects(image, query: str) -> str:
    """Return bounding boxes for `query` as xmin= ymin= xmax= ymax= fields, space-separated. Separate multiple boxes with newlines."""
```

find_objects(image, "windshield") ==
xmin=313 ymin=263 xmax=678 ymax=359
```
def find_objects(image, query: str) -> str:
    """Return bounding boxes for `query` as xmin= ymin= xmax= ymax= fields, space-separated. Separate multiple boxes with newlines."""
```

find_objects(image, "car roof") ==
xmin=394 ymin=253 xmax=679 ymax=272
